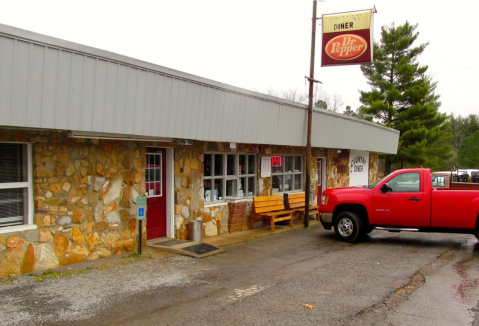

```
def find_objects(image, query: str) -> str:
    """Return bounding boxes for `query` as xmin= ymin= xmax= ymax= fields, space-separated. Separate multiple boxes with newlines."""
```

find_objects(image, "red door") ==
xmin=146 ymin=148 xmax=167 ymax=240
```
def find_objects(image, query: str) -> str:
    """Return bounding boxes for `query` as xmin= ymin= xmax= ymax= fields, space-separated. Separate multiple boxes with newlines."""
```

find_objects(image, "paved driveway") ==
xmin=1 ymin=225 xmax=479 ymax=326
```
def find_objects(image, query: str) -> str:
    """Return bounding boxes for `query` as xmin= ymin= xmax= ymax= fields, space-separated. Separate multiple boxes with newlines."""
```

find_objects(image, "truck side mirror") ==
xmin=381 ymin=183 xmax=392 ymax=193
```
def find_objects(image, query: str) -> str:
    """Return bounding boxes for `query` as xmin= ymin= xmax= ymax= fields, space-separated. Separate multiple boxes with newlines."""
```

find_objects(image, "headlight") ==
xmin=321 ymin=195 xmax=328 ymax=205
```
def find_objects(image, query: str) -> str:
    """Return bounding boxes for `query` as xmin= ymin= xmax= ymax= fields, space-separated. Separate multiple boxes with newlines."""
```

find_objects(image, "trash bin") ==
xmin=189 ymin=220 xmax=203 ymax=242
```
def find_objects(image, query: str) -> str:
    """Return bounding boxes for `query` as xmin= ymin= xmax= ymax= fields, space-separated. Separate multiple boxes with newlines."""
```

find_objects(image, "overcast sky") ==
xmin=1 ymin=0 xmax=477 ymax=117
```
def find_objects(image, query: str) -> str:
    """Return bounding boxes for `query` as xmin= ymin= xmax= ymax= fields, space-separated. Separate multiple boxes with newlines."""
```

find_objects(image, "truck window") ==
xmin=431 ymin=176 xmax=445 ymax=188
xmin=388 ymin=172 xmax=420 ymax=192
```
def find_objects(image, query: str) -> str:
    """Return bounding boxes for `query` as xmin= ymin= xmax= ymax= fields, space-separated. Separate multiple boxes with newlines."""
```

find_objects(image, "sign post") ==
xmin=136 ymin=196 xmax=147 ymax=254
xmin=304 ymin=0 xmax=318 ymax=228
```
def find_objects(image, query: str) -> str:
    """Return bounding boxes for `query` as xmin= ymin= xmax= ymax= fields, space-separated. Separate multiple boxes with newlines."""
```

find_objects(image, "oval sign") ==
xmin=325 ymin=34 xmax=368 ymax=60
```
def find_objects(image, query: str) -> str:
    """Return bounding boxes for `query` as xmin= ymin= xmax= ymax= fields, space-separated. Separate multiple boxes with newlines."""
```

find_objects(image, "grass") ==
xmin=121 ymin=253 xmax=153 ymax=264
xmin=30 ymin=267 xmax=94 ymax=283
xmin=0 ymin=276 xmax=17 ymax=285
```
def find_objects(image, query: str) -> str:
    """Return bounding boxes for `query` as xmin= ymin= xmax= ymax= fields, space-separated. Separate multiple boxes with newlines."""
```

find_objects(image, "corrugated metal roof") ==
xmin=0 ymin=23 xmax=399 ymax=154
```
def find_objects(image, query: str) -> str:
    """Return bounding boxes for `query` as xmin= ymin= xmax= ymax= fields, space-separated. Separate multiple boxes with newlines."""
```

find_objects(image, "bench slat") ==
xmin=285 ymin=192 xmax=319 ymax=222
xmin=250 ymin=195 xmax=293 ymax=232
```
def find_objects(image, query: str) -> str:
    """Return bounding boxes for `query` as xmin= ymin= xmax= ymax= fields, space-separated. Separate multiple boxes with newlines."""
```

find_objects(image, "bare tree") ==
xmin=329 ymin=93 xmax=344 ymax=112
xmin=260 ymin=85 xmax=344 ymax=113
xmin=266 ymin=87 xmax=307 ymax=104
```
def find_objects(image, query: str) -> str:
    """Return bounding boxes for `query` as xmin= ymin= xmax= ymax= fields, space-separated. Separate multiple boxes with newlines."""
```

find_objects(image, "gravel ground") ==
xmin=0 ymin=248 xmax=205 ymax=326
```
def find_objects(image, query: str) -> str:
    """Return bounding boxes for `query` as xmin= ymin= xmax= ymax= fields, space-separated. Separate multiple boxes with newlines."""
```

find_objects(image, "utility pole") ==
xmin=304 ymin=0 xmax=318 ymax=228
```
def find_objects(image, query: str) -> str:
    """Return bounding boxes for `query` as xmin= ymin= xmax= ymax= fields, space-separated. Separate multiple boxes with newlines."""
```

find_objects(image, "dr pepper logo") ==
xmin=325 ymin=34 xmax=368 ymax=60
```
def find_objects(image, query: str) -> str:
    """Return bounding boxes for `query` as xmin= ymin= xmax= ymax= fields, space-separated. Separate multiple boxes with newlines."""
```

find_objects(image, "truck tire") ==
xmin=334 ymin=212 xmax=363 ymax=243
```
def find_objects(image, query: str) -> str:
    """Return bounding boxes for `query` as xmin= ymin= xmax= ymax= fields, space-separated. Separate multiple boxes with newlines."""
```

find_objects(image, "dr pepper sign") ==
xmin=321 ymin=9 xmax=374 ymax=67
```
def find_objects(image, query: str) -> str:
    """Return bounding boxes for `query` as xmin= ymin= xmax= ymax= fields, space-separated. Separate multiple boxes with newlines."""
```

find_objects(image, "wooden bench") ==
xmin=285 ymin=192 xmax=319 ymax=221
xmin=250 ymin=195 xmax=295 ymax=232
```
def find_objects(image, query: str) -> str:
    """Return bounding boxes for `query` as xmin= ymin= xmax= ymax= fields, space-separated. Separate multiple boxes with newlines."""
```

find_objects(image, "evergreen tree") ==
xmin=458 ymin=130 xmax=479 ymax=167
xmin=359 ymin=22 xmax=452 ymax=173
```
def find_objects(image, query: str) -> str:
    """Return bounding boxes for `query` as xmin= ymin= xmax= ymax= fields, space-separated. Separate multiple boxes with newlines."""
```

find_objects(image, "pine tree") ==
xmin=458 ymin=130 xmax=479 ymax=167
xmin=359 ymin=22 xmax=452 ymax=173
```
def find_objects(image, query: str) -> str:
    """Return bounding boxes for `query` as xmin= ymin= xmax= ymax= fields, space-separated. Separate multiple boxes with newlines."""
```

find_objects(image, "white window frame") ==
xmin=145 ymin=152 xmax=163 ymax=197
xmin=203 ymin=153 xmax=257 ymax=203
xmin=0 ymin=143 xmax=35 ymax=234
xmin=271 ymin=155 xmax=304 ymax=194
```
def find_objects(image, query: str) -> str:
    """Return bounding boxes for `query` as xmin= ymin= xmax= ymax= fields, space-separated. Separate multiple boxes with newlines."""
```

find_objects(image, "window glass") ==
xmin=293 ymin=174 xmax=302 ymax=190
xmin=248 ymin=155 xmax=255 ymax=174
xmin=204 ymin=179 xmax=212 ymax=202
xmin=294 ymin=156 xmax=302 ymax=171
xmin=271 ymin=155 xmax=303 ymax=193
xmin=389 ymin=172 xmax=420 ymax=192
xmin=272 ymin=175 xmax=284 ymax=193
xmin=204 ymin=154 xmax=212 ymax=176
xmin=0 ymin=143 xmax=27 ymax=183
xmin=239 ymin=155 xmax=246 ymax=175
xmin=214 ymin=154 xmax=223 ymax=176
xmin=145 ymin=153 xmax=162 ymax=196
xmin=239 ymin=177 xmax=245 ymax=197
xmin=226 ymin=180 xmax=237 ymax=197
xmin=213 ymin=179 xmax=222 ymax=200
xmin=203 ymin=153 xmax=256 ymax=202
xmin=284 ymin=174 xmax=292 ymax=191
xmin=227 ymin=154 xmax=235 ymax=176
xmin=0 ymin=188 xmax=26 ymax=227
xmin=431 ymin=176 xmax=445 ymax=188
xmin=271 ymin=155 xmax=283 ymax=173
xmin=247 ymin=177 xmax=255 ymax=197
xmin=285 ymin=156 xmax=293 ymax=172
xmin=0 ymin=143 xmax=31 ymax=228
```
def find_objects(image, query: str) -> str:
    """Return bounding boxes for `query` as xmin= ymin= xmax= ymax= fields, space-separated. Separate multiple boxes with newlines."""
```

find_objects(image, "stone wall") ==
xmin=0 ymin=129 xmax=383 ymax=277
xmin=368 ymin=153 xmax=383 ymax=184
xmin=0 ymin=129 xmax=145 ymax=278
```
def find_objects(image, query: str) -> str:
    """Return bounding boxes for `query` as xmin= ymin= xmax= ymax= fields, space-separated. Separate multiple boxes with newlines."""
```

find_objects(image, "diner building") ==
xmin=0 ymin=23 xmax=399 ymax=276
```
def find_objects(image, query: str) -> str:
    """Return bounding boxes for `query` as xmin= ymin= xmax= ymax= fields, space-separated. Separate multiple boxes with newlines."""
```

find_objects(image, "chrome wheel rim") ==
xmin=338 ymin=218 xmax=354 ymax=237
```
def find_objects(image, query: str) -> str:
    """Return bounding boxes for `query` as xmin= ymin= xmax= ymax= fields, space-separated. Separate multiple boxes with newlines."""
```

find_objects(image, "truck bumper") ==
xmin=320 ymin=213 xmax=333 ymax=230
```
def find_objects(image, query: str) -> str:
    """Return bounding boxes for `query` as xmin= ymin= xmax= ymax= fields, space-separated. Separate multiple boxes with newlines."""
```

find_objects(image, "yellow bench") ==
xmin=286 ymin=192 xmax=319 ymax=221
xmin=250 ymin=195 xmax=295 ymax=232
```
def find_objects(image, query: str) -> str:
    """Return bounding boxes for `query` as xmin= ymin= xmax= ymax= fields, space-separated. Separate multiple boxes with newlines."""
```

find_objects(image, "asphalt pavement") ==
xmin=1 ymin=220 xmax=478 ymax=326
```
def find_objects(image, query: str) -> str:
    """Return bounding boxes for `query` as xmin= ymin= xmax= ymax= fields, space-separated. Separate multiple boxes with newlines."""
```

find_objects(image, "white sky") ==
xmin=1 ymin=0 xmax=477 ymax=117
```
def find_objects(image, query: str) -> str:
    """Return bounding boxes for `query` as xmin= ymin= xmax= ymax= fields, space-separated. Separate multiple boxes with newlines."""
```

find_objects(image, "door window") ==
xmin=388 ymin=172 xmax=420 ymax=192
xmin=146 ymin=153 xmax=162 ymax=197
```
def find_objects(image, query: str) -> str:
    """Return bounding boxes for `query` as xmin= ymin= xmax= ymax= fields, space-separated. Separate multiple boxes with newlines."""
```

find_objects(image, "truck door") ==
xmin=371 ymin=172 xmax=425 ymax=227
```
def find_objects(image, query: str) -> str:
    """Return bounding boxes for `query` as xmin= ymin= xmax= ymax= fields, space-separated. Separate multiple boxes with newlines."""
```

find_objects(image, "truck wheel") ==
xmin=334 ymin=212 xmax=363 ymax=243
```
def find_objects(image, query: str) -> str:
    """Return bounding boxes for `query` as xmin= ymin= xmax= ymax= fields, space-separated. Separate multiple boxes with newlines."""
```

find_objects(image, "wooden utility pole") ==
xmin=304 ymin=0 xmax=318 ymax=228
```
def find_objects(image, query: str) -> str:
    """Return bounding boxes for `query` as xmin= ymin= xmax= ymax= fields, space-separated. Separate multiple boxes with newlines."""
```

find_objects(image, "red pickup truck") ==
xmin=319 ymin=168 xmax=479 ymax=242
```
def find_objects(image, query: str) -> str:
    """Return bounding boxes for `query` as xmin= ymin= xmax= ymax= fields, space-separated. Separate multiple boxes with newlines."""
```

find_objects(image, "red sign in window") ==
xmin=271 ymin=156 xmax=282 ymax=167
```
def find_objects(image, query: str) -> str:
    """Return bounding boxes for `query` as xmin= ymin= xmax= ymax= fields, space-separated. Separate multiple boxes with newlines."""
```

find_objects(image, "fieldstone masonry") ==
xmin=0 ymin=130 xmax=145 ymax=278
xmin=0 ymin=129 xmax=381 ymax=277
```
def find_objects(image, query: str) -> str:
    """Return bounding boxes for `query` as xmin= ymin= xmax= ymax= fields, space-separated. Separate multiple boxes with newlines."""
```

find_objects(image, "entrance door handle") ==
xmin=408 ymin=197 xmax=421 ymax=201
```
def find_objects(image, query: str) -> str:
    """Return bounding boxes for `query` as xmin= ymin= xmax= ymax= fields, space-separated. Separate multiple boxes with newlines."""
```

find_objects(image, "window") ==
xmin=271 ymin=155 xmax=303 ymax=193
xmin=203 ymin=153 xmax=256 ymax=203
xmin=431 ymin=175 xmax=445 ymax=188
xmin=388 ymin=172 xmax=420 ymax=192
xmin=0 ymin=143 xmax=33 ymax=229
xmin=145 ymin=153 xmax=162 ymax=197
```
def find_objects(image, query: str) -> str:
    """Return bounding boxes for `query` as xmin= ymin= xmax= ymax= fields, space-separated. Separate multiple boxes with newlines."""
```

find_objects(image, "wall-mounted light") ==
xmin=177 ymin=140 xmax=193 ymax=145
xmin=69 ymin=131 xmax=172 ymax=142
xmin=337 ymin=150 xmax=342 ymax=153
